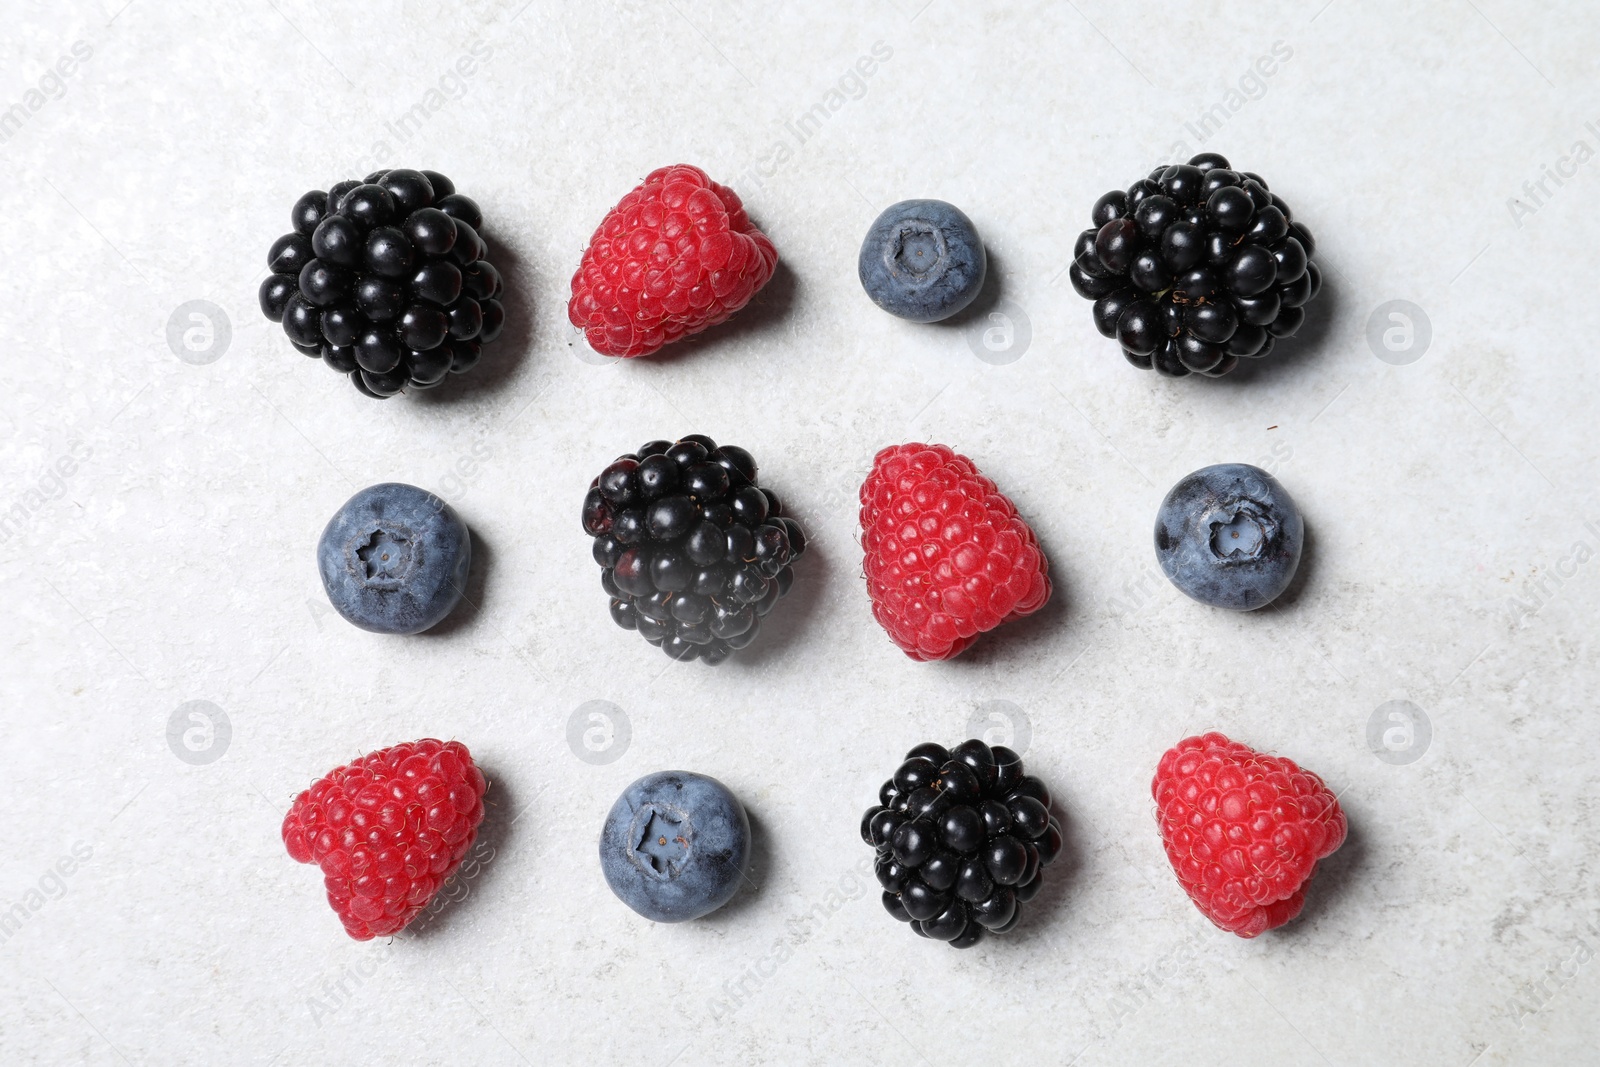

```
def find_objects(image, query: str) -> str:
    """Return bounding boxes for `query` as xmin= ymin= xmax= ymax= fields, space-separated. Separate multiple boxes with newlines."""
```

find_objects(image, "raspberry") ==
xmin=567 ymin=164 xmax=778 ymax=358
xmin=859 ymin=444 xmax=1051 ymax=661
xmin=282 ymin=738 xmax=488 ymax=940
xmin=1152 ymin=732 xmax=1346 ymax=938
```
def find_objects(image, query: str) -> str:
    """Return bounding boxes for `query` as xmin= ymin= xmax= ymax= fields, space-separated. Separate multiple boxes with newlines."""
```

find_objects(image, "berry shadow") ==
xmin=710 ymin=804 xmax=772 ymax=921
xmin=1276 ymin=814 xmax=1364 ymax=938
xmin=419 ymin=525 xmax=492 ymax=638
xmin=727 ymin=540 xmax=831 ymax=670
xmin=934 ymin=246 xmax=1006 ymax=331
xmin=652 ymin=258 xmax=798 ymax=363
xmin=1209 ymin=257 xmax=1341 ymax=386
xmin=401 ymin=763 xmax=521 ymax=941
xmin=411 ymin=231 xmax=534 ymax=404
xmin=986 ymin=797 xmax=1084 ymax=948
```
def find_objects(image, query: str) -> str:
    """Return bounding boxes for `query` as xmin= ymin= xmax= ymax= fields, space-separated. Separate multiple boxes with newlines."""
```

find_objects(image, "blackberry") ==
xmin=581 ymin=436 xmax=808 ymax=665
xmin=862 ymin=739 xmax=1063 ymax=948
xmin=1070 ymin=153 xmax=1322 ymax=378
xmin=257 ymin=169 xmax=507 ymax=398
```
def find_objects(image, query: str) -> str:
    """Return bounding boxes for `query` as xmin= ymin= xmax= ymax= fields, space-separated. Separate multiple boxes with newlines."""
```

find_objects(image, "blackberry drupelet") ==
xmin=862 ymin=739 xmax=1063 ymax=948
xmin=1069 ymin=153 xmax=1323 ymax=378
xmin=581 ymin=436 xmax=808 ymax=664
xmin=257 ymin=169 xmax=507 ymax=398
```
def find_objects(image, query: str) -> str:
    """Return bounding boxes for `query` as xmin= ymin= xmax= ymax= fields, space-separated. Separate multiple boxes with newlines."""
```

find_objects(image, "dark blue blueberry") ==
xmin=858 ymin=199 xmax=986 ymax=323
xmin=599 ymin=771 xmax=750 ymax=923
xmin=1154 ymin=463 xmax=1303 ymax=610
xmin=316 ymin=483 xmax=470 ymax=634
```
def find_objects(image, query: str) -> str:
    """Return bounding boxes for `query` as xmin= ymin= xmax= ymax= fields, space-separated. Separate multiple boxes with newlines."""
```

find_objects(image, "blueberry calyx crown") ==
xmin=351 ymin=525 xmax=418 ymax=589
xmin=630 ymin=804 xmax=692 ymax=880
xmin=1206 ymin=499 xmax=1279 ymax=562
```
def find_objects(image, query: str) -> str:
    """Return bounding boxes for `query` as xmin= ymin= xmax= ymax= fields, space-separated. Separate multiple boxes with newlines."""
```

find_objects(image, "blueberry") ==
xmin=316 ymin=483 xmax=471 ymax=634
xmin=858 ymin=199 xmax=986 ymax=323
xmin=1154 ymin=463 xmax=1303 ymax=610
xmin=599 ymin=771 xmax=750 ymax=923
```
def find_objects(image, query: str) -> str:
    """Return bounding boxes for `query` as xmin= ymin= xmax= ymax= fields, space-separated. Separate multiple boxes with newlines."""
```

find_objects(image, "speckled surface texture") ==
xmin=3 ymin=2 xmax=1597 ymax=1064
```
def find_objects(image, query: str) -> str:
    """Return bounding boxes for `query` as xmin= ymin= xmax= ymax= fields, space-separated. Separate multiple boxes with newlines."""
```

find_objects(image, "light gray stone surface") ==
xmin=2 ymin=1 xmax=1596 ymax=1063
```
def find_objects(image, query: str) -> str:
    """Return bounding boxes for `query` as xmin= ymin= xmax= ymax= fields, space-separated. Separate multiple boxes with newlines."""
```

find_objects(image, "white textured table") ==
xmin=4 ymin=2 xmax=1597 ymax=1063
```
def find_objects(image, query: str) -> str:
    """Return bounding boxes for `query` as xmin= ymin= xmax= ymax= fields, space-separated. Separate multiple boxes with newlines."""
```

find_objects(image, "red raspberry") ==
xmin=1152 ymin=732 xmax=1346 ymax=938
xmin=859 ymin=443 xmax=1051 ymax=661
xmin=567 ymin=164 xmax=778 ymax=358
xmin=282 ymin=738 xmax=487 ymax=941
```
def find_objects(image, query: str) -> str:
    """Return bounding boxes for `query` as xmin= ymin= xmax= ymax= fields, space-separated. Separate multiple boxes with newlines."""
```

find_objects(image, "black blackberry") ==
xmin=581 ymin=436 xmax=808 ymax=665
xmin=862 ymin=739 xmax=1063 ymax=948
xmin=257 ymin=169 xmax=506 ymax=398
xmin=1069 ymin=153 xmax=1323 ymax=378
